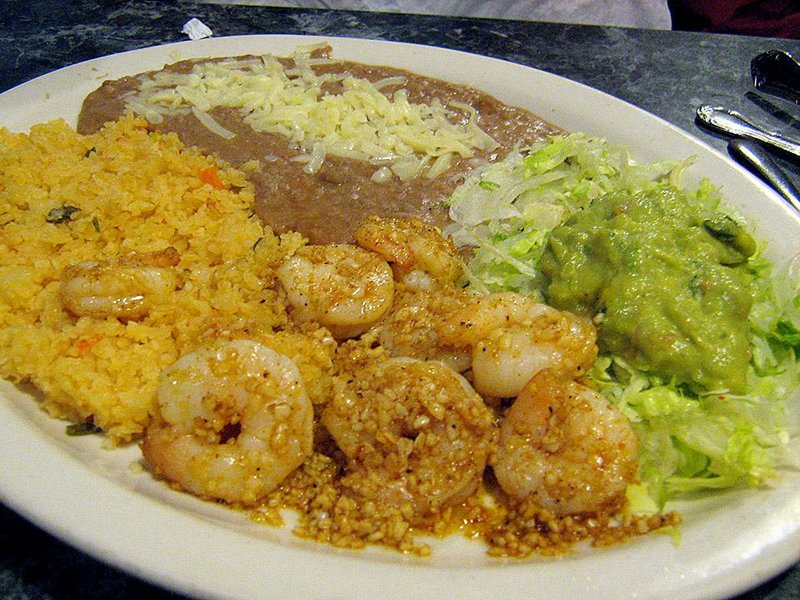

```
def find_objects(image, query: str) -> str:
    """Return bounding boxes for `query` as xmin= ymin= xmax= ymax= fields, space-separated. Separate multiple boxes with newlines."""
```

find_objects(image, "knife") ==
xmin=728 ymin=138 xmax=800 ymax=213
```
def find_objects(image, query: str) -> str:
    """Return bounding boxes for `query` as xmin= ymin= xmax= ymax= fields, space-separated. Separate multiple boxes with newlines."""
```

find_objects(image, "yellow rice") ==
xmin=0 ymin=115 xmax=330 ymax=442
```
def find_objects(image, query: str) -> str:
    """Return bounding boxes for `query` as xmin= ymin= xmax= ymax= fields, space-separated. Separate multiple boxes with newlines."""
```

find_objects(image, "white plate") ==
xmin=1 ymin=35 xmax=798 ymax=600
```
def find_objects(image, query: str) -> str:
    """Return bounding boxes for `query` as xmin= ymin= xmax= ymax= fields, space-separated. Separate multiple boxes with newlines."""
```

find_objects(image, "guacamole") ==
xmin=541 ymin=188 xmax=755 ymax=393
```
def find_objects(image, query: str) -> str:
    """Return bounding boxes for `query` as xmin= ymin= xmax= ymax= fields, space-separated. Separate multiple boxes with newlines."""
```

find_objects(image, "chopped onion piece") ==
xmin=303 ymin=142 xmax=327 ymax=174
xmin=371 ymin=166 xmax=393 ymax=183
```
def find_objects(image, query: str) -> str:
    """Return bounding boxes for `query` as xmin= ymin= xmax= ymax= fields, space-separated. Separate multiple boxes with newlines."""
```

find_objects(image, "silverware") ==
xmin=693 ymin=51 xmax=800 ymax=214
xmin=744 ymin=91 xmax=800 ymax=132
xmin=728 ymin=138 xmax=800 ymax=213
xmin=696 ymin=104 xmax=800 ymax=160
xmin=751 ymin=49 xmax=800 ymax=105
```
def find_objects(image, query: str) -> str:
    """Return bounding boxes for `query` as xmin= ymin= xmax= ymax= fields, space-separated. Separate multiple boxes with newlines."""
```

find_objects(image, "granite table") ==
xmin=0 ymin=1 xmax=798 ymax=598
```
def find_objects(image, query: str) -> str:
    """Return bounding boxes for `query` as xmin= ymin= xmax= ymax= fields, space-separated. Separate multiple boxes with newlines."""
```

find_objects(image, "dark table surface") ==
xmin=0 ymin=1 xmax=798 ymax=599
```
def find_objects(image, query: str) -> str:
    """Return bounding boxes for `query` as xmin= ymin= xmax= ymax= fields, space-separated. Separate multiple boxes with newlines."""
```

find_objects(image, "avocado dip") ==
xmin=540 ymin=187 xmax=756 ymax=393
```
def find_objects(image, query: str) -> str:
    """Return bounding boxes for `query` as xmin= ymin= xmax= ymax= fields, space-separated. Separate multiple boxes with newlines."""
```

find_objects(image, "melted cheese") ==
xmin=127 ymin=49 xmax=498 ymax=179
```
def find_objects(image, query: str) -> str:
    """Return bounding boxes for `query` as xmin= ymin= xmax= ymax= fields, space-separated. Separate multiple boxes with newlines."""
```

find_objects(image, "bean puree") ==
xmin=77 ymin=49 xmax=560 ymax=243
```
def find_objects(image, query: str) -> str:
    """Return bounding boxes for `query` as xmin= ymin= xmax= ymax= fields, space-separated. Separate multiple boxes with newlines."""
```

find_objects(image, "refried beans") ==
xmin=77 ymin=48 xmax=561 ymax=243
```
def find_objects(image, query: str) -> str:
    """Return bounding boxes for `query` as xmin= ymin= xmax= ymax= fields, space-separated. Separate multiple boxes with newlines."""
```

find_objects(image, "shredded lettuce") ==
xmin=446 ymin=134 xmax=697 ymax=296
xmin=446 ymin=133 xmax=800 ymax=508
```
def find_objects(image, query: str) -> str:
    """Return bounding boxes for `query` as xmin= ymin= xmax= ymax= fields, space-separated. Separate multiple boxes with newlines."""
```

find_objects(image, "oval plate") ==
xmin=1 ymin=34 xmax=798 ymax=600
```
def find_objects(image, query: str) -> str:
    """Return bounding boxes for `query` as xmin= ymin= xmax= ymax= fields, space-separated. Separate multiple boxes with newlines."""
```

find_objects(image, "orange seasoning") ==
xmin=70 ymin=335 xmax=104 ymax=358
xmin=198 ymin=166 xmax=226 ymax=189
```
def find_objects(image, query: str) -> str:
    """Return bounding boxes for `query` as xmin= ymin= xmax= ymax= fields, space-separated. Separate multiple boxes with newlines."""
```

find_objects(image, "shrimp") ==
xmin=60 ymin=247 xmax=180 ymax=319
xmin=276 ymin=244 xmax=394 ymax=340
xmin=437 ymin=292 xmax=597 ymax=398
xmin=354 ymin=215 xmax=464 ymax=289
xmin=141 ymin=339 xmax=313 ymax=505
xmin=322 ymin=357 xmax=496 ymax=518
xmin=491 ymin=369 xmax=639 ymax=516
xmin=370 ymin=286 xmax=475 ymax=373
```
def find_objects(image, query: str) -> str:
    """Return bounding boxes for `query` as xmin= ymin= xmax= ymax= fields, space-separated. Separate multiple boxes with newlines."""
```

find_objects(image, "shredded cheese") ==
xmin=126 ymin=48 xmax=498 ymax=180
xmin=190 ymin=106 xmax=236 ymax=139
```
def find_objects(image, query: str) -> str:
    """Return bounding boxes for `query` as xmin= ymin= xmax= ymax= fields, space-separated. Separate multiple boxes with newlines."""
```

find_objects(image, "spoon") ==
xmin=696 ymin=104 xmax=800 ymax=160
xmin=728 ymin=138 xmax=800 ymax=213
xmin=751 ymin=49 xmax=800 ymax=105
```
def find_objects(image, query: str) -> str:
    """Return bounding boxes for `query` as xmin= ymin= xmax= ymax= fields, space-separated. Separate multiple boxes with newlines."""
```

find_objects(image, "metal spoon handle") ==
xmin=696 ymin=105 xmax=800 ymax=160
xmin=728 ymin=138 xmax=800 ymax=213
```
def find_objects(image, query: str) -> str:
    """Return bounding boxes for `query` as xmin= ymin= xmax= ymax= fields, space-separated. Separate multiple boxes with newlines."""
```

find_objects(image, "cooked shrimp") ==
xmin=276 ymin=244 xmax=394 ymax=339
xmin=492 ymin=369 xmax=639 ymax=516
xmin=354 ymin=215 xmax=463 ymax=289
xmin=60 ymin=247 xmax=180 ymax=319
xmin=370 ymin=286 xmax=475 ymax=373
xmin=322 ymin=357 xmax=496 ymax=518
xmin=437 ymin=292 xmax=597 ymax=398
xmin=141 ymin=339 xmax=313 ymax=505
